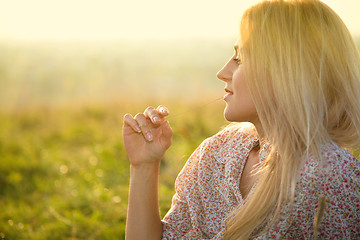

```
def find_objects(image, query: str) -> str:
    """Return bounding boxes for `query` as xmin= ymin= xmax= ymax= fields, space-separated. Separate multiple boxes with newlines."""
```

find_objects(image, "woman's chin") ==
xmin=224 ymin=108 xmax=238 ymax=122
xmin=224 ymin=107 xmax=258 ymax=123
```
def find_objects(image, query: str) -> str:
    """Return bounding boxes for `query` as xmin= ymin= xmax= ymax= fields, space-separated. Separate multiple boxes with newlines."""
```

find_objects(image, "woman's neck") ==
xmin=252 ymin=120 xmax=266 ymax=149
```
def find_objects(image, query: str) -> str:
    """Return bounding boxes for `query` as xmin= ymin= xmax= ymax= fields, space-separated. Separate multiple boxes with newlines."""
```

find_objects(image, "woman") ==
xmin=123 ymin=0 xmax=360 ymax=239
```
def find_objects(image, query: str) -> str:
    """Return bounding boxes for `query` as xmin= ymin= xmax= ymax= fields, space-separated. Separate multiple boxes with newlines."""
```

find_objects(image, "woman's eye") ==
xmin=233 ymin=57 xmax=242 ymax=64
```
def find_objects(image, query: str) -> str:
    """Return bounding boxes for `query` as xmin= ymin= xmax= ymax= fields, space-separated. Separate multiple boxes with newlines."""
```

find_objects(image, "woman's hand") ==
xmin=122 ymin=105 xmax=173 ymax=167
xmin=124 ymin=106 xmax=172 ymax=239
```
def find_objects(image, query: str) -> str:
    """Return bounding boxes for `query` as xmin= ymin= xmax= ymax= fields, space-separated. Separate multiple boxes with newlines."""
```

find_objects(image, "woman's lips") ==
xmin=225 ymin=88 xmax=233 ymax=94
xmin=224 ymin=88 xmax=233 ymax=100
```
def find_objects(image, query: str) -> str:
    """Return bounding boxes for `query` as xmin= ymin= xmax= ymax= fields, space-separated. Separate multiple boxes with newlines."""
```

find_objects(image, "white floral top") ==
xmin=161 ymin=123 xmax=360 ymax=239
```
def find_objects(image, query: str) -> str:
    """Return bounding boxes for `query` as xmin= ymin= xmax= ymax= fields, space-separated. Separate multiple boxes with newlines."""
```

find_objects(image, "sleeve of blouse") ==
xmin=161 ymin=138 xmax=213 ymax=239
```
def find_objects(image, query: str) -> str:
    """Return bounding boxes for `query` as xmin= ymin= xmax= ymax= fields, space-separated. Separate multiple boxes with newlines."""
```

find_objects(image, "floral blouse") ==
xmin=161 ymin=123 xmax=360 ymax=239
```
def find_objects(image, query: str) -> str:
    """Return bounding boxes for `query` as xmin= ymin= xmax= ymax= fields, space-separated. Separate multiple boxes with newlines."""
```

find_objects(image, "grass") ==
xmin=0 ymin=99 xmax=227 ymax=239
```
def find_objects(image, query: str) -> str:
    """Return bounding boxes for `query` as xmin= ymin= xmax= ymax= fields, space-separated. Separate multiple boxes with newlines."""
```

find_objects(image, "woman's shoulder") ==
xmin=196 ymin=122 xmax=259 ymax=164
xmin=206 ymin=122 xmax=258 ymax=145
xmin=323 ymin=143 xmax=360 ymax=182
xmin=302 ymin=142 xmax=359 ymax=174
xmin=300 ymin=142 xmax=360 ymax=192
xmin=320 ymin=142 xmax=359 ymax=173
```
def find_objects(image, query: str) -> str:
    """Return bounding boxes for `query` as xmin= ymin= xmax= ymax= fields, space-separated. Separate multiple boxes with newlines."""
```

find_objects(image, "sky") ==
xmin=0 ymin=0 xmax=359 ymax=42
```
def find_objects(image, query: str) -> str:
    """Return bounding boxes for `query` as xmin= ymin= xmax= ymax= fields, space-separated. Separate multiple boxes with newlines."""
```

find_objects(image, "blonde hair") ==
xmin=224 ymin=0 xmax=360 ymax=239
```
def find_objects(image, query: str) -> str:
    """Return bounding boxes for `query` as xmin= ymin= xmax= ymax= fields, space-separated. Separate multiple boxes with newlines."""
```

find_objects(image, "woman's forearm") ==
xmin=125 ymin=162 xmax=163 ymax=240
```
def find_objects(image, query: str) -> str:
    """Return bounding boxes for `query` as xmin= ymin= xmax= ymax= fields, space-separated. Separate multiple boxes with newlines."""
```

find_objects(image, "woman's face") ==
xmin=217 ymin=44 xmax=258 ymax=123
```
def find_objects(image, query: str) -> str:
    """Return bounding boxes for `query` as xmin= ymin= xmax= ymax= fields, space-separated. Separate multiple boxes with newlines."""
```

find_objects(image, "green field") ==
xmin=0 ymin=37 xmax=359 ymax=239
xmin=0 ymin=99 xmax=227 ymax=239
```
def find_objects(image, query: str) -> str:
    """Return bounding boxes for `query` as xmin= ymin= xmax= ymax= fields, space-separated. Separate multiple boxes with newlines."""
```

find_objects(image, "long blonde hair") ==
xmin=224 ymin=0 xmax=360 ymax=239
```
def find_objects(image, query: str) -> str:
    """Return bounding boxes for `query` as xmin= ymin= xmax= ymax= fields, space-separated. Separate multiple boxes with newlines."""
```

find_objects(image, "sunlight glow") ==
xmin=0 ymin=0 xmax=359 ymax=42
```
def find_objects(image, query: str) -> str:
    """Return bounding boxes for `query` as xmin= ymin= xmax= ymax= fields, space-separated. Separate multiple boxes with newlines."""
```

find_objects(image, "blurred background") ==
xmin=0 ymin=0 xmax=359 ymax=239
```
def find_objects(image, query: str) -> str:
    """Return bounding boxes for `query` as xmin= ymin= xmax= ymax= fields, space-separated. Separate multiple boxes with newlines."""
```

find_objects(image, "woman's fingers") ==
xmin=123 ymin=113 xmax=142 ymax=133
xmin=161 ymin=120 xmax=173 ymax=147
xmin=144 ymin=105 xmax=170 ymax=125
xmin=144 ymin=106 xmax=161 ymax=125
xmin=157 ymin=105 xmax=170 ymax=117
xmin=134 ymin=113 xmax=153 ymax=141
xmin=123 ymin=105 xmax=171 ymax=142
xmin=123 ymin=113 xmax=153 ymax=141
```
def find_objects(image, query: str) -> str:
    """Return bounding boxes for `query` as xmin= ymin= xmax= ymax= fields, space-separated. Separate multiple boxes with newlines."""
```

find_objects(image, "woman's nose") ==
xmin=217 ymin=62 xmax=232 ymax=82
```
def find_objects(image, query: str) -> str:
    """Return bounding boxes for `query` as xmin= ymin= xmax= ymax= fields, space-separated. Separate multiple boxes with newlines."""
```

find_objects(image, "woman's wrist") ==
xmin=130 ymin=161 xmax=160 ymax=179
